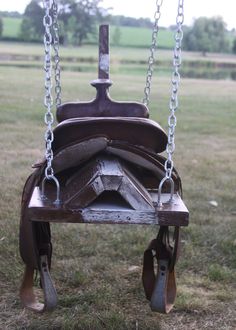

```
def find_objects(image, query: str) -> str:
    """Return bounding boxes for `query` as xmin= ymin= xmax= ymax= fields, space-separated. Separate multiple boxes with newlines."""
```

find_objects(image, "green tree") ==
xmin=19 ymin=0 xmax=44 ymax=41
xmin=183 ymin=16 xmax=230 ymax=55
xmin=61 ymin=0 xmax=108 ymax=46
xmin=19 ymin=0 xmax=108 ymax=45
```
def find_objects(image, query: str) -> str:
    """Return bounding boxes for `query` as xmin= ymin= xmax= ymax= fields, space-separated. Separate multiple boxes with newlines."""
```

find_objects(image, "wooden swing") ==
xmin=19 ymin=0 xmax=188 ymax=314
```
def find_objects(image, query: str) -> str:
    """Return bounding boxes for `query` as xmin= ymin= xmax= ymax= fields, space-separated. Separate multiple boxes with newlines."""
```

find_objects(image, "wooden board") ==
xmin=28 ymin=187 xmax=189 ymax=226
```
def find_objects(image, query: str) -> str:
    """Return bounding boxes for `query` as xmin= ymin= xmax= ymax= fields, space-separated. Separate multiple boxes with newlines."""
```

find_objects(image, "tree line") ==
xmin=0 ymin=0 xmax=153 ymax=46
xmin=0 ymin=0 xmax=236 ymax=54
xmin=18 ymin=0 xmax=108 ymax=45
xmin=183 ymin=16 xmax=234 ymax=55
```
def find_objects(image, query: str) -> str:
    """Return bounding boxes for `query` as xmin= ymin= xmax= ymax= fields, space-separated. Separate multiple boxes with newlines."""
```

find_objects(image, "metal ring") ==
xmin=41 ymin=175 xmax=61 ymax=206
xmin=157 ymin=177 xmax=175 ymax=207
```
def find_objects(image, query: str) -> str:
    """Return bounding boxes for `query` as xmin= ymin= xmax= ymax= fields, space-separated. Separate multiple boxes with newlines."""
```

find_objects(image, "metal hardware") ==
xmin=157 ymin=177 xmax=175 ymax=207
xmin=143 ymin=0 xmax=163 ymax=106
xmin=41 ymin=175 xmax=61 ymax=206
xmin=159 ymin=0 xmax=184 ymax=202
xmin=43 ymin=0 xmax=61 ymax=204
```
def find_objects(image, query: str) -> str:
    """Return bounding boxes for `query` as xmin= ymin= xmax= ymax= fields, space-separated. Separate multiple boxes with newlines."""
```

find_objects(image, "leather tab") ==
xmin=20 ymin=255 xmax=57 ymax=312
xmin=39 ymin=255 xmax=58 ymax=310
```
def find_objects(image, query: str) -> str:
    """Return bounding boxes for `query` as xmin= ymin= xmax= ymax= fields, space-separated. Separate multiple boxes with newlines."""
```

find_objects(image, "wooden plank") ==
xmin=152 ymin=192 xmax=189 ymax=226
xmin=28 ymin=188 xmax=189 ymax=226
xmin=63 ymin=156 xmax=154 ymax=210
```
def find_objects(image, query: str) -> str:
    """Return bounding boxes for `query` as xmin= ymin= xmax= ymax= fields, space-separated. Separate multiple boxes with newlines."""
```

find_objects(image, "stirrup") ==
xmin=150 ymin=259 xmax=176 ymax=313
xmin=20 ymin=255 xmax=57 ymax=312
xmin=142 ymin=227 xmax=179 ymax=313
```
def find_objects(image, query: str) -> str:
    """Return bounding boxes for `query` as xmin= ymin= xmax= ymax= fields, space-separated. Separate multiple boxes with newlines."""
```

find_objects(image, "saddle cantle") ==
xmin=53 ymin=116 xmax=167 ymax=154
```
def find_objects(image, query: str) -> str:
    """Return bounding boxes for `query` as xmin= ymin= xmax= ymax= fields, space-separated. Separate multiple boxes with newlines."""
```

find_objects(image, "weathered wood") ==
xmin=99 ymin=24 xmax=109 ymax=79
xmin=28 ymin=187 xmax=189 ymax=226
xmin=44 ymin=157 xmax=154 ymax=211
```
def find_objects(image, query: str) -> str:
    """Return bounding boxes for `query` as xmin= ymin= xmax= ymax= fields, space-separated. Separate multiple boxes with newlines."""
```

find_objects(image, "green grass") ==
xmin=109 ymin=26 xmax=173 ymax=48
xmin=2 ymin=17 xmax=22 ymax=38
xmin=0 ymin=43 xmax=236 ymax=329
xmin=1 ymin=16 xmax=173 ymax=49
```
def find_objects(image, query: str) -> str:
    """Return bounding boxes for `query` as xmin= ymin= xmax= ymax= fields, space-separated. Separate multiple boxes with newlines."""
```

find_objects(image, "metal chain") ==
xmin=52 ymin=0 xmax=62 ymax=107
xmin=42 ymin=0 xmax=60 ymax=204
xmin=158 ymin=0 xmax=184 ymax=205
xmin=143 ymin=0 xmax=163 ymax=106
xmin=43 ymin=0 xmax=54 ymax=180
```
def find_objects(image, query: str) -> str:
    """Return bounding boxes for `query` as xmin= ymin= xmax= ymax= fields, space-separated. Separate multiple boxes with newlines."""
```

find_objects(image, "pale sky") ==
xmin=1 ymin=0 xmax=236 ymax=29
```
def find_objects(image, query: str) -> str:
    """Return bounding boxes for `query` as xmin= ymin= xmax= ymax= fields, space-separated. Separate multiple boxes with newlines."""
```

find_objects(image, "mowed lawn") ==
xmin=0 ymin=46 xmax=236 ymax=329
xmin=2 ymin=17 xmax=22 ymax=38
xmin=2 ymin=17 xmax=173 ymax=49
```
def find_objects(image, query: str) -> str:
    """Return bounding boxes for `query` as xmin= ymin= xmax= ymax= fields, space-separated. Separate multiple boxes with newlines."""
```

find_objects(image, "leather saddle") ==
xmin=19 ymin=79 xmax=185 ymax=313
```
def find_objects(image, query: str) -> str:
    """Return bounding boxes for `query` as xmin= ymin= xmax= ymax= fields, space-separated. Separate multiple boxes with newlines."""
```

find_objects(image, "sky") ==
xmin=1 ymin=0 xmax=236 ymax=30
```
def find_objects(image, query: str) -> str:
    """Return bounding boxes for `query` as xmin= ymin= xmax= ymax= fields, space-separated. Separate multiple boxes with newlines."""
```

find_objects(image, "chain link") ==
xmin=43 ymin=0 xmax=54 ymax=180
xmin=42 ymin=0 xmax=61 ymax=204
xmin=158 ymin=0 xmax=184 ymax=204
xmin=143 ymin=0 xmax=163 ymax=106
xmin=52 ymin=0 xmax=62 ymax=107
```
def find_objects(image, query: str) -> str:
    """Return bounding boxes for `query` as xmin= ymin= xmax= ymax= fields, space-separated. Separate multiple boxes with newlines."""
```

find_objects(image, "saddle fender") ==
xmin=19 ymin=167 xmax=52 ymax=270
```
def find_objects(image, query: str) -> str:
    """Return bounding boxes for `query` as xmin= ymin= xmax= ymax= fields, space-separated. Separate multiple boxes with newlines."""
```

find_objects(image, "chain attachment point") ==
xmin=157 ymin=177 xmax=175 ymax=207
xmin=160 ymin=0 xmax=184 ymax=201
xmin=41 ymin=176 xmax=61 ymax=206
xmin=42 ymin=0 xmax=61 ymax=205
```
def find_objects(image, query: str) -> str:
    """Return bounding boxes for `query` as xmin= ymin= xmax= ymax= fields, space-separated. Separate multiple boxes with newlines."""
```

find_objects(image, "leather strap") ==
xmin=20 ymin=255 xmax=57 ymax=312
xmin=142 ymin=227 xmax=180 ymax=313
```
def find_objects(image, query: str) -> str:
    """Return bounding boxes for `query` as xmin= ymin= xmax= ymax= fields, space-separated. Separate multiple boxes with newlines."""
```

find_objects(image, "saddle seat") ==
xmin=53 ymin=79 xmax=167 ymax=154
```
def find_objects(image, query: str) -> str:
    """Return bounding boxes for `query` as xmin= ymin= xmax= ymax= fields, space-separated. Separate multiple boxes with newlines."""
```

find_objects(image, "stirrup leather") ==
xmin=142 ymin=227 xmax=179 ymax=313
xmin=20 ymin=255 xmax=57 ymax=312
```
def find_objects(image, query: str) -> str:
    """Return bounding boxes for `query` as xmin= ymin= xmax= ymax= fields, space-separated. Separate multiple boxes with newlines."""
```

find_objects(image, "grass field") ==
xmin=109 ymin=25 xmax=173 ymax=48
xmin=1 ymin=41 xmax=236 ymax=80
xmin=2 ymin=15 xmax=235 ymax=50
xmin=0 ymin=42 xmax=236 ymax=329
xmin=2 ymin=17 xmax=173 ymax=49
xmin=1 ymin=17 xmax=22 ymax=38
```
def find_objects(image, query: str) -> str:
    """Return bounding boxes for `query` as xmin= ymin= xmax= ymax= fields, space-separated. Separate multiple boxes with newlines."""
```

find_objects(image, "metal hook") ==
xmin=157 ymin=176 xmax=174 ymax=207
xmin=41 ymin=175 xmax=61 ymax=206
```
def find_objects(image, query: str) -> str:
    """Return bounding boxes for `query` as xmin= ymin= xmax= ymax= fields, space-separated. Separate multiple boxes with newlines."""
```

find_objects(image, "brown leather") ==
xmin=50 ymin=136 xmax=181 ymax=191
xmin=20 ymin=256 xmax=57 ymax=312
xmin=20 ymin=166 xmax=52 ymax=271
xmin=20 ymin=169 xmax=56 ymax=312
xmin=56 ymin=80 xmax=149 ymax=122
xmin=52 ymin=136 xmax=109 ymax=174
xmin=53 ymin=117 xmax=168 ymax=154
